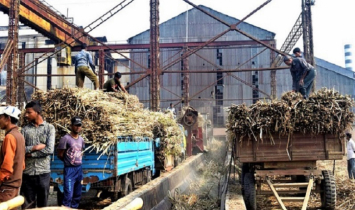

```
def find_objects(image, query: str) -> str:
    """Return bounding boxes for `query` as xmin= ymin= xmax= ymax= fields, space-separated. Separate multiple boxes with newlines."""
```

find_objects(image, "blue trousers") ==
xmin=348 ymin=158 xmax=355 ymax=179
xmin=63 ymin=165 xmax=83 ymax=208
xmin=299 ymin=68 xmax=316 ymax=99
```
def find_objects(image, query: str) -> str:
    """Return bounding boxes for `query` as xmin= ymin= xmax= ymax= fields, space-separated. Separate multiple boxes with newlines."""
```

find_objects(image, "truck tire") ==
xmin=143 ymin=169 xmax=152 ymax=184
xmin=243 ymin=172 xmax=256 ymax=210
xmin=122 ymin=177 xmax=133 ymax=197
xmin=321 ymin=170 xmax=336 ymax=210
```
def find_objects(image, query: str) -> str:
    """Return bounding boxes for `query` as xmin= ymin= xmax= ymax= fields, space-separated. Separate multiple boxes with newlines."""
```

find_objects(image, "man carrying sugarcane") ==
xmin=346 ymin=133 xmax=355 ymax=179
xmin=103 ymin=72 xmax=128 ymax=93
xmin=283 ymin=55 xmax=316 ymax=99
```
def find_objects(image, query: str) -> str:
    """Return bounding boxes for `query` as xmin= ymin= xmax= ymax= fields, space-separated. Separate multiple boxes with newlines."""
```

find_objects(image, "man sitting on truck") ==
xmin=103 ymin=72 xmax=128 ymax=93
xmin=57 ymin=116 xmax=85 ymax=208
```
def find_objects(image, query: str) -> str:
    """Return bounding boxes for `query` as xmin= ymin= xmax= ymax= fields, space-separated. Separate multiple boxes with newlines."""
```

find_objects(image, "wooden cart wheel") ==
xmin=321 ymin=170 xmax=336 ymax=210
xmin=243 ymin=172 xmax=256 ymax=210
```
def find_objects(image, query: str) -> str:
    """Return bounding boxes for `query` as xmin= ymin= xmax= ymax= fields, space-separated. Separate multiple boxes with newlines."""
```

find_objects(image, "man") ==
xmin=75 ymin=43 xmax=99 ymax=90
xmin=346 ymin=133 xmax=355 ymax=179
xmin=103 ymin=72 xmax=128 ymax=93
xmin=57 ymin=116 xmax=85 ymax=208
xmin=293 ymin=47 xmax=303 ymax=58
xmin=21 ymin=101 xmax=55 ymax=209
xmin=167 ymin=103 xmax=176 ymax=118
xmin=283 ymin=55 xmax=316 ymax=99
xmin=0 ymin=106 xmax=25 ymax=202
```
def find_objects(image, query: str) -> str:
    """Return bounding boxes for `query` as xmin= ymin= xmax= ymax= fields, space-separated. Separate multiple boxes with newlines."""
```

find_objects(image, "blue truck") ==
xmin=50 ymin=136 xmax=157 ymax=204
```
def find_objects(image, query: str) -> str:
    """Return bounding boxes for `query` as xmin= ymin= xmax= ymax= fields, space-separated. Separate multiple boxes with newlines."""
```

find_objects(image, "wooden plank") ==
xmin=273 ymin=182 xmax=309 ymax=188
xmin=280 ymin=197 xmax=304 ymax=202
xmin=301 ymin=177 xmax=314 ymax=210
xmin=266 ymin=179 xmax=287 ymax=210
xmin=256 ymin=169 xmax=322 ymax=177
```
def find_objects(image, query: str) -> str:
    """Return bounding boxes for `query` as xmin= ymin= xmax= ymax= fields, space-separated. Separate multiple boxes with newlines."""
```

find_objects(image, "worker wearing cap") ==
xmin=75 ymin=43 xmax=99 ymax=90
xmin=21 ymin=101 xmax=55 ymax=208
xmin=346 ymin=133 xmax=355 ymax=179
xmin=57 ymin=116 xmax=85 ymax=208
xmin=283 ymin=55 xmax=316 ymax=99
xmin=0 ymin=106 xmax=25 ymax=202
xmin=103 ymin=72 xmax=128 ymax=93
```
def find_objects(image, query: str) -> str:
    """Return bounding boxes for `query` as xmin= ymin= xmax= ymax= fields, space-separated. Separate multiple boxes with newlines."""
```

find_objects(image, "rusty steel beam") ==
xmin=99 ymin=50 xmax=105 ymax=89
xmin=0 ymin=39 xmax=13 ymax=72
xmin=149 ymin=0 xmax=160 ymax=111
xmin=0 ymin=40 xmax=273 ymax=54
xmin=161 ymin=86 xmax=180 ymax=98
xmin=182 ymin=47 xmax=189 ymax=105
xmin=21 ymin=0 xmax=87 ymax=45
xmin=163 ymin=66 xmax=286 ymax=74
xmin=163 ymin=29 xmax=229 ymax=71
xmin=18 ymin=52 xmax=25 ymax=108
xmin=21 ymin=71 xmax=147 ymax=76
xmin=188 ymin=48 xmax=270 ymax=100
xmin=7 ymin=0 xmax=20 ymax=105
xmin=302 ymin=0 xmax=315 ymax=65
xmin=162 ymin=0 xmax=273 ymax=73
xmin=0 ymin=0 xmax=78 ymax=45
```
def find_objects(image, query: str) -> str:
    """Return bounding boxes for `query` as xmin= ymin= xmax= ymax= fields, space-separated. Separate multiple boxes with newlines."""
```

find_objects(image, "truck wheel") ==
xmin=57 ymin=189 xmax=63 ymax=206
xmin=122 ymin=177 xmax=133 ymax=196
xmin=321 ymin=170 xmax=336 ymax=210
xmin=143 ymin=169 xmax=152 ymax=184
xmin=243 ymin=172 xmax=256 ymax=210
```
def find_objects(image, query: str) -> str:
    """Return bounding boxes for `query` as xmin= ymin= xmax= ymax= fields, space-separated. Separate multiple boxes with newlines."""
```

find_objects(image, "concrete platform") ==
xmin=103 ymin=153 xmax=204 ymax=210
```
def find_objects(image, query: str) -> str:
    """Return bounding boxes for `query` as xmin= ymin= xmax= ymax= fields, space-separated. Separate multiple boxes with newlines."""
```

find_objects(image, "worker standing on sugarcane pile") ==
xmin=0 ymin=106 xmax=25 ymax=202
xmin=20 ymin=101 xmax=55 ymax=209
xmin=75 ymin=43 xmax=99 ymax=90
xmin=283 ymin=55 xmax=316 ymax=99
xmin=57 ymin=117 xmax=85 ymax=208
xmin=346 ymin=133 xmax=355 ymax=179
xmin=293 ymin=47 xmax=303 ymax=58
xmin=103 ymin=72 xmax=128 ymax=93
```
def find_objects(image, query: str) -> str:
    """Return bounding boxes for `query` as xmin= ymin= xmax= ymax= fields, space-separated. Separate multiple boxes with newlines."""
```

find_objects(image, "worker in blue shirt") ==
xmin=75 ymin=43 xmax=99 ymax=90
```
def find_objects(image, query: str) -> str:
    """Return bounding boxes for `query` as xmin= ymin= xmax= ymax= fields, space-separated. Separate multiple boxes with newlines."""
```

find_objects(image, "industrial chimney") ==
xmin=344 ymin=44 xmax=353 ymax=71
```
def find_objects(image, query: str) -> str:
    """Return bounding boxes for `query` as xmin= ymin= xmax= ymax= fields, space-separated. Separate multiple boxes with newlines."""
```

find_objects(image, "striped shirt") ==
xmin=21 ymin=122 xmax=55 ymax=175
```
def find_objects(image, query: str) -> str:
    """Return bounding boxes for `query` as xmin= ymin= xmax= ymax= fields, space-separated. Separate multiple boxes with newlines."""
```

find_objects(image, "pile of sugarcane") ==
xmin=227 ymin=88 xmax=355 ymax=142
xmin=23 ymin=88 xmax=182 ymax=157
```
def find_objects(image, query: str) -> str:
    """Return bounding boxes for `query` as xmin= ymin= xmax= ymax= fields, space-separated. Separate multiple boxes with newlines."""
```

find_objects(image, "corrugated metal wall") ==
xmin=128 ymin=5 xmax=355 ymax=127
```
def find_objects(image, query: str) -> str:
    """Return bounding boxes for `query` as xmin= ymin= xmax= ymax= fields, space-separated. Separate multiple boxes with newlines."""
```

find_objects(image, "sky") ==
xmin=0 ymin=0 xmax=354 ymax=68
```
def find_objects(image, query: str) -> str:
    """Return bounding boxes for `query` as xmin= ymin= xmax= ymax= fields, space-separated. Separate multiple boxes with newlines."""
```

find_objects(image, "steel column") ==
xmin=17 ymin=52 xmax=25 ymax=108
xmin=149 ymin=0 xmax=160 ymax=111
xmin=99 ymin=50 xmax=105 ymax=89
xmin=302 ymin=0 xmax=315 ymax=65
xmin=7 ymin=0 xmax=19 ymax=105
xmin=182 ymin=47 xmax=189 ymax=106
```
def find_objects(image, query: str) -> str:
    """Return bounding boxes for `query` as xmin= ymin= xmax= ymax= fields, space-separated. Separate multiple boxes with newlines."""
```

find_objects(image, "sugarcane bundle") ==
xmin=227 ymin=88 xmax=355 ymax=142
xmin=21 ymin=88 xmax=182 ymax=157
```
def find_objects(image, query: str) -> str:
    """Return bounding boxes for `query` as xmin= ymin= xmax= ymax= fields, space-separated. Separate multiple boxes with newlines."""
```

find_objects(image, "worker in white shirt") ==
xmin=346 ymin=132 xmax=355 ymax=179
xmin=167 ymin=103 xmax=176 ymax=119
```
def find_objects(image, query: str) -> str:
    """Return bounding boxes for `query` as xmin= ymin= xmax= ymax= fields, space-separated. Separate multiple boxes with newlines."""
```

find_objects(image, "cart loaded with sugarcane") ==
xmin=227 ymin=88 xmax=355 ymax=210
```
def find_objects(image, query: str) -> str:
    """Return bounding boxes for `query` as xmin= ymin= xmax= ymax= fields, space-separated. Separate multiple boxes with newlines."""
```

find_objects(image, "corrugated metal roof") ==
xmin=128 ymin=5 xmax=275 ymax=43
xmin=315 ymin=57 xmax=354 ymax=79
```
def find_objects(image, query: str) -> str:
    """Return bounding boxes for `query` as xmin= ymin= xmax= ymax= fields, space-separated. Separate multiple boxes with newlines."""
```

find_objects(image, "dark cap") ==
xmin=293 ymin=47 xmax=301 ymax=54
xmin=283 ymin=55 xmax=292 ymax=62
xmin=71 ymin=116 xmax=82 ymax=126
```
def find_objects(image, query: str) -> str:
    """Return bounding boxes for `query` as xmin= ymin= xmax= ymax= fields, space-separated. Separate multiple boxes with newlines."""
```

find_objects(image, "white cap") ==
xmin=0 ymin=106 xmax=21 ymax=120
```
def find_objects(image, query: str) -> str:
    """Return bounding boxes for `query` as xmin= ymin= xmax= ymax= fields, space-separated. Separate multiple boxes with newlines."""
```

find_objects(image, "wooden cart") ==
xmin=234 ymin=133 xmax=344 ymax=210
